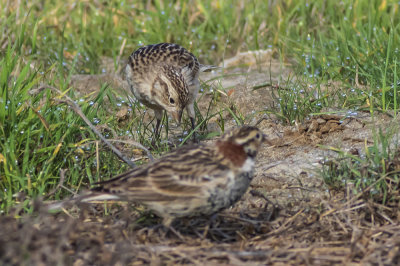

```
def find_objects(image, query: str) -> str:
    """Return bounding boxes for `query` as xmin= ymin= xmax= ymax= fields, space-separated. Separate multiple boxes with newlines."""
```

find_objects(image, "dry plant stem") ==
xmin=43 ymin=83 xmax=152 ymax=168
xmin=107 ymin=139 xmax=154 ymax=161
xmin=219 ymin=213 xmax=261 ymax=225
xmin=45 ymin=169 xmax=67 ymax=199
xmin=265 ymin=209 xmax=305 ymax=237
xmin=250 ymin=189 xmax=280 ymax=217
xmin=115 ymin=38 xmax=127 ymax=73
xmin=322 ymin=169 xmax=400 ymax=217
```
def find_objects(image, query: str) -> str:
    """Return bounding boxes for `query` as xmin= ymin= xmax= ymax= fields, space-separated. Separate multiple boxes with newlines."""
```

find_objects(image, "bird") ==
xmin=48 ymin=126 xmax=267 ymax=230
xmin=125 ymin=43 xmax=217 ymax=143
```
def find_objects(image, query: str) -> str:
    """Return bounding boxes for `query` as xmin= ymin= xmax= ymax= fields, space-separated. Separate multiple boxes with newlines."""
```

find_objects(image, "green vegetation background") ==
xmin=0 ymin=0 xmax=399 ymax=213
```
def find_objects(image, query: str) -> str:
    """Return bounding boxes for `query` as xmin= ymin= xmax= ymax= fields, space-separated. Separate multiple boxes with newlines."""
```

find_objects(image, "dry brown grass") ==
xmin=1 ymin=191 xmax=399 ymax=265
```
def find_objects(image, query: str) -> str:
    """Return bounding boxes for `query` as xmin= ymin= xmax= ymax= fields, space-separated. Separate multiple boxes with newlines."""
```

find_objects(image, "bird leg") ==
xmin=151 ymin=110 xmax=164 ymax=147
xmin=155 ymin=118 xmax=161 ymax=136
xmin=202 ymin=213 xmax=218 ymax=239
xmin=186 ymin=103 xmax=198 ymax=143
xmin=190 ymin=117 xmax=197 ymax=143
xmin=159 ymin=217 xmax=184 ymax=240
xmin=164 ymin=225 xmax=184 ymax=240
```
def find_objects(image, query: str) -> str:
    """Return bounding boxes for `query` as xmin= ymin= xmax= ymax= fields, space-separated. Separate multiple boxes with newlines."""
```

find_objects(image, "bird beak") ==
xmin=172 ymin=110 xmax=183 ymax=125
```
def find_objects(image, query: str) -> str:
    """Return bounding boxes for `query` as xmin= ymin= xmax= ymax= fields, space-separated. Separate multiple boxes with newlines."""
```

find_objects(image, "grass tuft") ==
xmin=321 ymin=126 xmax=400 ymax=205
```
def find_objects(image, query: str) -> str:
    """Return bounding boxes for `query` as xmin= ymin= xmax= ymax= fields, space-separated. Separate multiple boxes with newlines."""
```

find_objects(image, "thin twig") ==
xmin=41 ymin=83 xmax=151 ymax=167
xmin=45 ymin=169 xmax=67 ymax=199
xmin=265 ymin=209 xmax=304 ymax=237
xmin=107 ymin=139 xmax=154 ymax=161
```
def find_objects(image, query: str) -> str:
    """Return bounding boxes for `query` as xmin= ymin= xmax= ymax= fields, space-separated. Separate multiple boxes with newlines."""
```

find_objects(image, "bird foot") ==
xmin=151 ymin=224 xmax=184 ymax=240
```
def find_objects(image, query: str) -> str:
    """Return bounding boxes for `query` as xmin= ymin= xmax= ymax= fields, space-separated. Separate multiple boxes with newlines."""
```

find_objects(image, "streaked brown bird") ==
xmin=49 ymin=126 xmax=267 ymax=229
xmin=125 ymin=43 xmax=216 ymax=142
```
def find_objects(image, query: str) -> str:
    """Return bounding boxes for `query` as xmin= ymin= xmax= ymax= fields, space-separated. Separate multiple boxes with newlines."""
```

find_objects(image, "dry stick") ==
xmin=265 ymin=209 xmax=304 ymax=237
xmin=45 ymin=169 xmax=67 ymax=199
xmin=250 ymin=189 xmax=281 ymax=220
xmin=44 ymin=83 xmax=152 ymax=167
xmin=107 ymin=139 xmax=154 ymax=161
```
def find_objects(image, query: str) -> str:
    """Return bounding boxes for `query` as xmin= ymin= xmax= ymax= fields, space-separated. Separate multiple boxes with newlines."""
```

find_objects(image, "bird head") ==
xmin=223 ymin=126 xmax=268 ymax=158
xmin=153 ymin=65 xmax=188 ymax=124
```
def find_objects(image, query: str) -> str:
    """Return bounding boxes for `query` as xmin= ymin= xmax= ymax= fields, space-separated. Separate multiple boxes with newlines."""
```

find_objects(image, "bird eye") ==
xmin=256 ymin=133 xmax=261 ymax=139
xmin=169 ymin=97 xmax=175 ymax=104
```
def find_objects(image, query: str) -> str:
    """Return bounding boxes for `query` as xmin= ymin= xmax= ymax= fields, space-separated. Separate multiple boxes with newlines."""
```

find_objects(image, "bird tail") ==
xmin=46 ymin=192 xmax=121 ymax=212
xmin=199 ymin=64 xmax=220 ymax=72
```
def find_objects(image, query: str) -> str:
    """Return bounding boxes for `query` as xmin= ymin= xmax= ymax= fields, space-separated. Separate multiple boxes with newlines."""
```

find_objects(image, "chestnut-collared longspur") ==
xmin=125 ymin=43 xmax=216 ymax=141
xmin=49 ymin=126 xmax=267 ymax=228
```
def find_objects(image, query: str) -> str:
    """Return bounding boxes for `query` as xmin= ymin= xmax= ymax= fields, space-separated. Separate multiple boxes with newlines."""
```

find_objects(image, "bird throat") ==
xmin=217 ymin=141 xmax=247 ymax=166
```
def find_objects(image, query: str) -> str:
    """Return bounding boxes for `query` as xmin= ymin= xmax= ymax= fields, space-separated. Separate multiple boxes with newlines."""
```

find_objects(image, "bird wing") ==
xmin=147 ymin=159 xmax=231 ymax=197
xmin=91 ymin=144 xmax=233 ymax=202
xmin=155 ymin=43 xmax=200 ymax=81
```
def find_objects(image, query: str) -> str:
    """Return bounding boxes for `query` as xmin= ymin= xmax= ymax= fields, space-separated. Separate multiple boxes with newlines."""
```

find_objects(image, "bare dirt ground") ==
xmin=1 ymin=51 xmax=400 ymax=265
